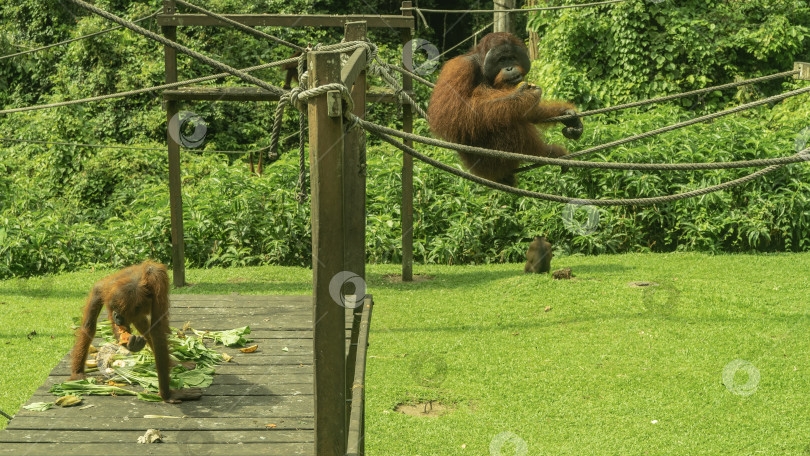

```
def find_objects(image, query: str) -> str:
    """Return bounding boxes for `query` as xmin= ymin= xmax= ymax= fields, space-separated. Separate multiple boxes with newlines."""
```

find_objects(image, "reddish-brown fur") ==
xmin=70 ymin=261 xmax=201 ymax=403
xmin=282 ymin=50 xmax=303 ymax=89
xmin=524 ymin=235 xmax=553 ymax=273
xmin=428 ymin=32 xmax=578 ymax=185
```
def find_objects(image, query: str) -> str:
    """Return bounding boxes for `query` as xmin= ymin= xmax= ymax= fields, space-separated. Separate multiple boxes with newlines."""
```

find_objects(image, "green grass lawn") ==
xmin=1 ymin=253 xmax=809 ymax=454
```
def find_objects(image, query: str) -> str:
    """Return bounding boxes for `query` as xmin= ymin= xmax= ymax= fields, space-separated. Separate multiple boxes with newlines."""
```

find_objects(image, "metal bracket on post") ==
xmin=795 ymin=62 xmax=810 ymax=80
xmin=327 ymin=90 xmax=342 ymax=117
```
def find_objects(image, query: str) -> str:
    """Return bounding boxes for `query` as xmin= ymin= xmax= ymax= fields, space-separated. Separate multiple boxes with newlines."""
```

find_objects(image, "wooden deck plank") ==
xmin=31 ymin=382 xmax=312 ymax=397
xmin=0 ymin=443 xmax=313 ymax=455
xmin=43 ymin=373 xmax=314 ymax=385
xmin=0 ymin=294 xmax=328 ymax=455
xmin=6 ymin=417 xmax=312 ymax=431
xmin=13 ymin=398 xmax=314 ymax=418
xmin=0 ymin=429 xmax=312 ymax=443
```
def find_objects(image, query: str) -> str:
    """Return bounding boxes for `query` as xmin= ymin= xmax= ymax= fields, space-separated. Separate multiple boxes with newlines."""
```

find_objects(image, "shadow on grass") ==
xmin=367 ymin=269 xmax=517 ymax=290
xmin=0 ymin=282 xmax=87 ymax=300
xmin=367 ymin=262 xmax=635 ymax=290
xmin=173 ymin=281 xmax=311 ymax=295
xmin=168 ymin=262 xmax=636 ymax=295
xmin=567 ymin=262 xmax=635 ymax=275
xmin=373 ymin=310 xmax=803 ymax=336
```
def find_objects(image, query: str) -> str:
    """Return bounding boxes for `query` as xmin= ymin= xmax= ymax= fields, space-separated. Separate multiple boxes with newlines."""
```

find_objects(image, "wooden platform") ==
xmin=0 ymin=294 xmax=370 ymax=455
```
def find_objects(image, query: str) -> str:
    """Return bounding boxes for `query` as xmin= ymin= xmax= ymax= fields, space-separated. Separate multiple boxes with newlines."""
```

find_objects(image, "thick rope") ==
xmin=175 ymin=0 xmax=304 ymax=52
xmin=294 ymin=51 xmax=309 ymax=202
xmin=369 ymin=60 xmax=429 ymax=119
xmin=369 ymin=126 xmax=797 ymax=207
xmin=402 ymin=0 xmax=627 ymax=14
xmin=268 ymin=95 xmax=291 ymax=161
xmin=387 ymin=65 xmax=435 ymax=89
xmin=0 ymin=10 xmax=160 ymax=61
xmin=517 ymin=84 xmax=810 ymax=173
xmin=0 ymin=137 xmax=268 ymax=154
xmin=546 ymin=69 xmax=801 ymax=122
xmin=356 ymin=117 xmax=810 ymax=171
xmin=0 ymin=58 xmax=297 ymax=116
xmin=297 ymin=112 xmax=308 ymax=203
xmin=66 ymin=0 xmax=286 ymax=98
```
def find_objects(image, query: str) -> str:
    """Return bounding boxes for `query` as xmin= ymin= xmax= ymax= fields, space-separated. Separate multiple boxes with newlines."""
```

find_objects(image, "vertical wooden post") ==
xmin=401 ymin=1 xmax=414 ymax=282
xmin=494 ymin=0 xmax=516 ymax=34
xmin=343 ymin=21 xmax=367 ymax=453
xmin=163 ymin=0 xmax=185 ymax=287
xmin=309 ymin=50 xmax=347 ymax=456
xmin=527 ymin=0 xmax=540 ymax=60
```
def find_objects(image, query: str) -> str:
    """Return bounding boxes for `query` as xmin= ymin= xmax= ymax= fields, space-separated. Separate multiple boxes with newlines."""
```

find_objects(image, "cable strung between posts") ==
xmin=367 ymin=64 xmax=809 ymax=172
xmin=369 ymin=60 xmax=429 ymax=119
xmin=44 ymin=0 xmax=810 ymax=206
xmin=356 ymin=118 xmax=810 ymax=171
xmin=545 ymin=69 xmax=801 ymax=122
xmin=0 ymin=10 xmax=160 ymax=61
xmin=0 ymin=58 xmax=297 ymax=116
xmin=435 ymin=22 xmax=494 ymax=61
xmin=377 ymin=46 xmax=798 ymax=121
xmin=366 ymin=122 xmax=800 ymax=207
xmin=517 ymin=84 xmax=810 ymax=173
xmin=387 ymin=65 xmax=435 ymax=89
xmin=402 ymin=0 xmax=626 ymax=14
xmin=0 ymin=137 xmax=272 ymax=155
xmin=175 ymin=0 xmax=305 ymax=52
xmin=66 ymin=0 xmax=286 ymax=99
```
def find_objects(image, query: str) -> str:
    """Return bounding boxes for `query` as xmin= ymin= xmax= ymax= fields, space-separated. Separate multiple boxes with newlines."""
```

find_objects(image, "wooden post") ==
xmin=343 ymin=21 xmax=367 ymax=451
xmin=527 ymin=0 xmax=540 ymax=60
xmin=494 ymin=0 xmax=516 ymax=34
xmin=309 ymin=50 xmax=347 ymax=456
xmin=401 ymin=1 xmax=414 ymax=282
xmin=163 ymin=0 xmax=185 ymax=287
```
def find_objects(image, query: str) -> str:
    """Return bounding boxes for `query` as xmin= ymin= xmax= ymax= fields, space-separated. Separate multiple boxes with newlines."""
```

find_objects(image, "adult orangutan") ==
xmin=428 ymin=32 xmax=583 ymax=186
xmin=524 ymin=235 xmax=553 ymax=274
xmin=70 ymin=261 xmax=202 ymax=403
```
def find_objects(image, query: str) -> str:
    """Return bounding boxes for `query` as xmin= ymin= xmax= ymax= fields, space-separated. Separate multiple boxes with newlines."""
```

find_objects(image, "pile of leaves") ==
xmin=24 ymin=323 xmax=252 ymax=410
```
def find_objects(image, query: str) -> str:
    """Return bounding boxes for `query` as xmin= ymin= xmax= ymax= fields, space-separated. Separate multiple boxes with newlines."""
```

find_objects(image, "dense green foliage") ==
xmin=2 ymin=1 xmax=810 ymax=277
xmin=529 ymin=0 xmax=810 ymax=108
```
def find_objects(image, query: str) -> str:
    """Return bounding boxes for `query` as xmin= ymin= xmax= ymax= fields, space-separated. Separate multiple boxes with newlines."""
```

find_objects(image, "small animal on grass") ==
xmin=70 ymin=261 xmax=202 ymax=403
xmin=552 ymin=267 xmax=574 ymax=280
xmin=428 ymin=32 xmax=584 ymax=186
xmin=524 ymin=236 xmax=553 ymax=273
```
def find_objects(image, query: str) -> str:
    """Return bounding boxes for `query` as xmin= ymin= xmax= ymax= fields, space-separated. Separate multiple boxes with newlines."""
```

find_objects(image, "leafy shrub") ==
xmin=528 ymin=0 xmax=810 ymax=109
